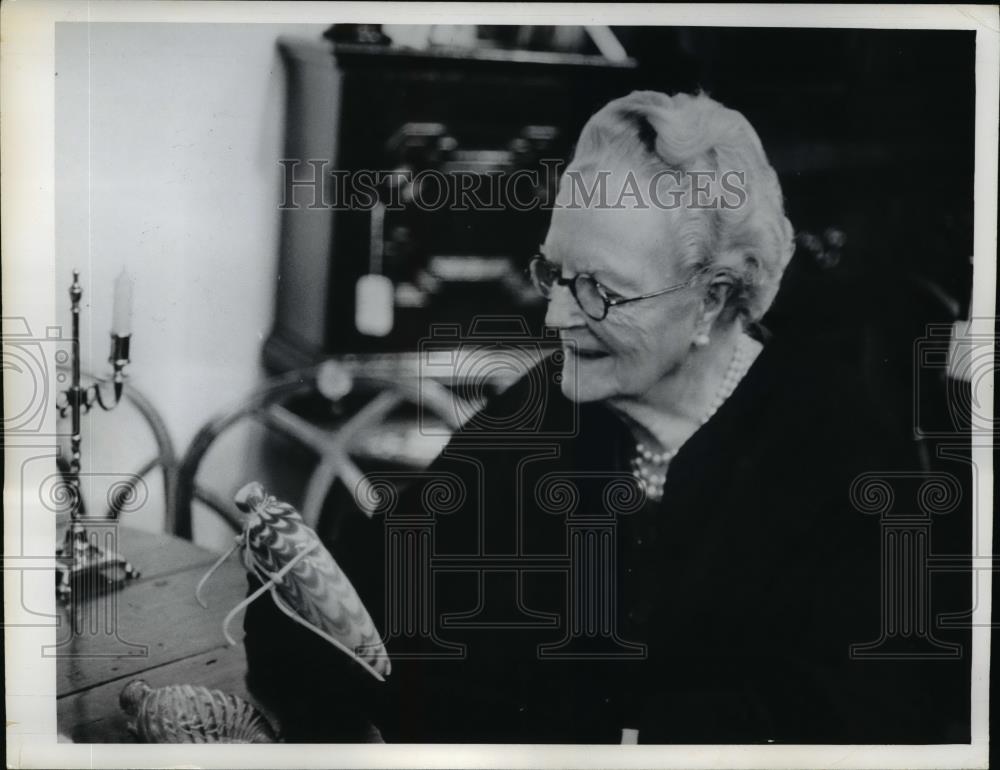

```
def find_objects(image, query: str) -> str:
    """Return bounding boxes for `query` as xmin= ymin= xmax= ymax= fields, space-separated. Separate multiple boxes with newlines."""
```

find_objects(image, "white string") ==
xmin=219 ymin=541 xmax=320 ymax=646
xmin=194 ymin=539 xmax=242 ymax=608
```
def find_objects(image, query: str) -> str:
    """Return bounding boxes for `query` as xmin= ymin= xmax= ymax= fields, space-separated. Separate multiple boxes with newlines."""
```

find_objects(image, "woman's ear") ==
xmin=692 ymin=277 xmax=733 ymax=346
xmin=701 ymin=276 xmax=733 ymax=318
xmin=704 ymin=278 xmax=732 ymax=313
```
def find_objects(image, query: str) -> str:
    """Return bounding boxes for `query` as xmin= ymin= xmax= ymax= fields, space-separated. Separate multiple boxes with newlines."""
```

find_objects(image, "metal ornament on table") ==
xmin=55 ymin=269 xmax=141 ymax=599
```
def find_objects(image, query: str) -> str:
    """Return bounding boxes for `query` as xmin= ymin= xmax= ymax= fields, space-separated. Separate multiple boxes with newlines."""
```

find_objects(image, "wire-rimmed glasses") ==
xmin=527 ymin=255 xmax=694 ymax=321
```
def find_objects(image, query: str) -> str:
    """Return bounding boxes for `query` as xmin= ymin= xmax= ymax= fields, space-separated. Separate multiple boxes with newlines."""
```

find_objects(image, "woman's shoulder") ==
xmin=710 ymin=329 xmax=918 ymax=477
xmin=739 ymin=330 xmax=886 ymax=421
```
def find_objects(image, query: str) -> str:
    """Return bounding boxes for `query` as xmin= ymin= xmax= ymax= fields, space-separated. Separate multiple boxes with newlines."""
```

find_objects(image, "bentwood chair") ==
xmin=173 ymin=359 xmax=477 ymax=542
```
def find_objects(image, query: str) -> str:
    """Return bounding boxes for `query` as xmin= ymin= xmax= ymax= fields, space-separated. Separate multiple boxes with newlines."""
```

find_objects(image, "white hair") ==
xmin=570 ymin=90 xmax=795 ymax=323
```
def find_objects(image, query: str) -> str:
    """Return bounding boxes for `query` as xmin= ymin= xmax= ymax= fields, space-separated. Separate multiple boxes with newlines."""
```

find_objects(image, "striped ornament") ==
xmin=119 ymin=679 xmax=276 ymax=743
xmin=197 ymin=482 xmax=391 ymax=681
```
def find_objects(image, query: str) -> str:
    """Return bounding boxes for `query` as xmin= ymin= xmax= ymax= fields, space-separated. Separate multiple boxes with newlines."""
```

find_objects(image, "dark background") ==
xmin=614 ymin=27 xmax=976 ymax=323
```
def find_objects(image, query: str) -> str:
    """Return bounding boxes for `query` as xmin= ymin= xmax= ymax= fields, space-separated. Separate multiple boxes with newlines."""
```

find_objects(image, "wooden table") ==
xmin=55 ymin=527 xmax=274 ymax=742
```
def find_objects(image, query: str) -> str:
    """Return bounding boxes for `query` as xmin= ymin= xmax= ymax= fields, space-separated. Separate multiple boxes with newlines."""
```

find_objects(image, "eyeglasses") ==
xmin=528 ymin=255 xmax=694 ymax=321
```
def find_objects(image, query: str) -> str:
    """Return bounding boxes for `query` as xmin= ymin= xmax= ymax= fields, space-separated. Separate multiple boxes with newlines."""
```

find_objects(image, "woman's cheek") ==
xmin=612 ymin=343 xmax=652 ymax=393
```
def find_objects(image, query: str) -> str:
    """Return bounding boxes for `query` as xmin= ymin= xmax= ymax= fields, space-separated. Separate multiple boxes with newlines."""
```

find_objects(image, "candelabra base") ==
xmin=55 ymin=525 xmax=141 ymax=600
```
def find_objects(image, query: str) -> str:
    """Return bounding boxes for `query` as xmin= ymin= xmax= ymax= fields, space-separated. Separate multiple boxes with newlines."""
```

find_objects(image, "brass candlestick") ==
xmin=55 ymin=269 xmax=140 ymax=599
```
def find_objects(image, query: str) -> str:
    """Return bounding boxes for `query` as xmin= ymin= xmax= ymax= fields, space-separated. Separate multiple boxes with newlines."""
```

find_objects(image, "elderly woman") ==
xmin=534 ymin=90 xmax=792 ymax=494
xmin=243 ymin=92 xmax=966 ymax=744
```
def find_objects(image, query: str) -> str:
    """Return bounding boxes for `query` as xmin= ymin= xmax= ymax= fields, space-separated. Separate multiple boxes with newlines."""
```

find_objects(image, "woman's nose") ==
xmin=544 ymin=283 xmax=587 ymax=329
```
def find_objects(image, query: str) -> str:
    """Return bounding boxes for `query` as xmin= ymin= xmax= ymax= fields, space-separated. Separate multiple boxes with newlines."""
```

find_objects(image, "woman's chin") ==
xmin=558 ymin=353 xmax=615 ymax=403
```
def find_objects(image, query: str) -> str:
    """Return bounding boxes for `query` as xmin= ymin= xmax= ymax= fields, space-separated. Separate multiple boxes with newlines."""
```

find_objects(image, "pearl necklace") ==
xmin=630 ymin=336 xmax=751 ymax=501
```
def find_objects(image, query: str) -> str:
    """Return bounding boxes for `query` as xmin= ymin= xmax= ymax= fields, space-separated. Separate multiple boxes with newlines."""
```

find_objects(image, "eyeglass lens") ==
xmin=530 ymin=258 xmax=607 ymax=320
xmin=571 ymin=276 xmax=606 ymax=319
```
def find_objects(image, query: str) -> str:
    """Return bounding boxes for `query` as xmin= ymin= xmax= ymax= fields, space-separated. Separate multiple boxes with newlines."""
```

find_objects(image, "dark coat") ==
xmin=243 ymin=335 xmax=970 ymax=743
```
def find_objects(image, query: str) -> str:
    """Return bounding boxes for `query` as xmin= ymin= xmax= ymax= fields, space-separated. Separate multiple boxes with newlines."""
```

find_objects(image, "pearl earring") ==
xmin=694 ymin=332 xmax=710 ymax=347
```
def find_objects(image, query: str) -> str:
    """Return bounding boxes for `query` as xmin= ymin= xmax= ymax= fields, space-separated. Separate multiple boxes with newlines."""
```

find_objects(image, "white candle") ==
xmin=111 ymin=268 xmax=133 ymax=337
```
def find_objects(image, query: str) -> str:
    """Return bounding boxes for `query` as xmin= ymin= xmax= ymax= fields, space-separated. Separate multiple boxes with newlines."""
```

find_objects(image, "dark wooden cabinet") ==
xmin=266 ymin=38 xmax=636 ymax=370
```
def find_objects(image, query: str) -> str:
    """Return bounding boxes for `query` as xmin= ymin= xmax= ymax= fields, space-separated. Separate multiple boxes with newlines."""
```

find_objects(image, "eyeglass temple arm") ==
xmin=607 ymin=280 xmax=690 ymax=307
xmin=609 ymin=267 xmax=735 ymax=307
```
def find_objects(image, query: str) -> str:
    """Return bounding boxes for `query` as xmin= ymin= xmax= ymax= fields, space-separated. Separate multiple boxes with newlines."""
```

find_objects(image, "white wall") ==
xmin=55 ymin=22 xmax=326 ymax=544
